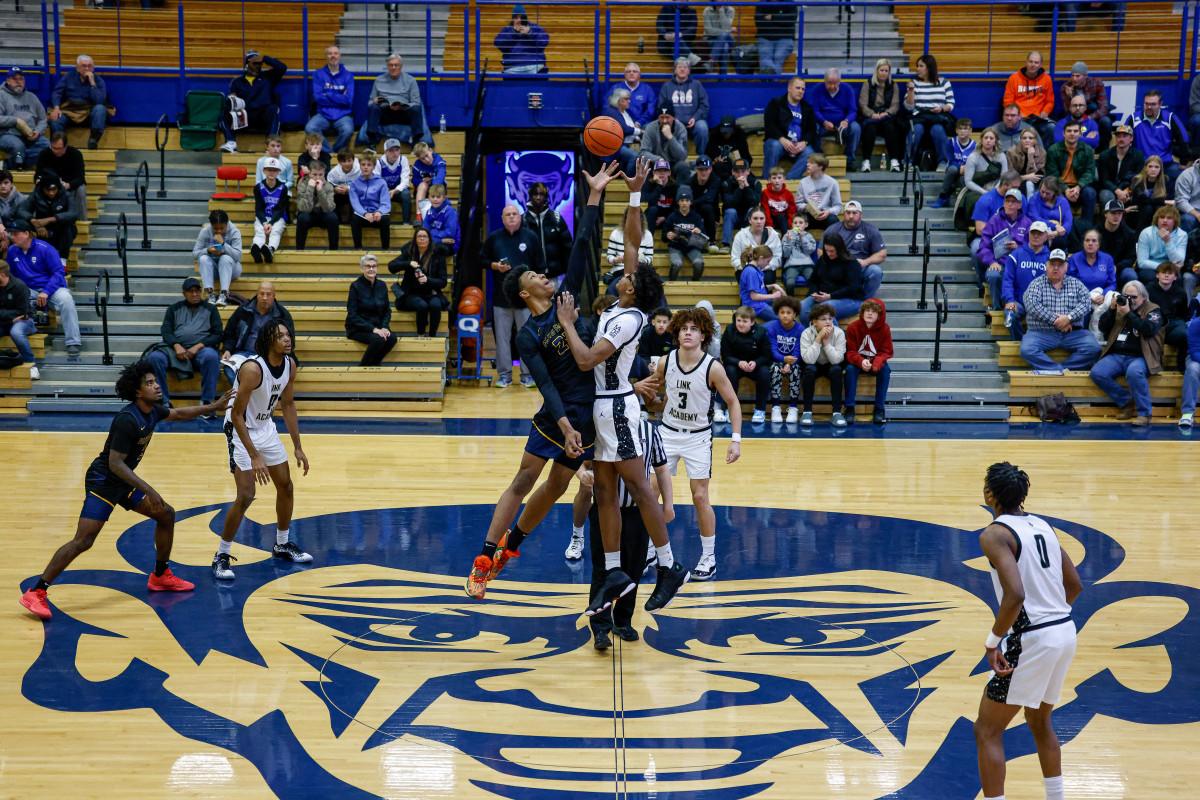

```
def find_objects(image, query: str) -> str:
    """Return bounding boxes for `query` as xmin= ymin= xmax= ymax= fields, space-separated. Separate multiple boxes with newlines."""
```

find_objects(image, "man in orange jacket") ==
xmin=1004 ymin=51 xmax=1055 ymax=148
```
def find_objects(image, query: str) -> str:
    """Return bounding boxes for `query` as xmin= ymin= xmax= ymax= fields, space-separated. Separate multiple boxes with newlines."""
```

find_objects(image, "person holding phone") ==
xmin=388 ymin=227 xmax=448 ymax=337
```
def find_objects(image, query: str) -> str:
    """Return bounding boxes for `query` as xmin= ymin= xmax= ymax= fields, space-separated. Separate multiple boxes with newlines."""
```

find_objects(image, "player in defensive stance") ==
xmin=213 ymin=319 xmax=310 ymax=580
xmin=654 ymin=307 xmax=742 ymax=581
xmin=974 ymin=462 xmax=1083 ymax=800
xmin=20 ymin=361 xmax=233 ymax=619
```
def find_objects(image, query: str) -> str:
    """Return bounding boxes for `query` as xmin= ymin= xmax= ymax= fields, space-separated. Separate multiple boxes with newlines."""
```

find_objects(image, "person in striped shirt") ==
xmin=903 ymin=54 xmax=956 ymax=170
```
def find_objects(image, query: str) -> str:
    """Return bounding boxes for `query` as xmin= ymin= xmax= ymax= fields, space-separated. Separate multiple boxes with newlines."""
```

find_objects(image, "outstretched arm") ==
xmin=622 ymin=158 xmax=652 ymax=276
xmin=557 ymin=292 xmax=617 ymax=371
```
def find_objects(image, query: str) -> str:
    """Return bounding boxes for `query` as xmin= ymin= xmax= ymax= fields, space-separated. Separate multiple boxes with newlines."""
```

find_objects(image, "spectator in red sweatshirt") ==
xmin=843 ymin=298 xmax=893 ymax=424
xmin=760 ymin=166 xmax=797 ymax=232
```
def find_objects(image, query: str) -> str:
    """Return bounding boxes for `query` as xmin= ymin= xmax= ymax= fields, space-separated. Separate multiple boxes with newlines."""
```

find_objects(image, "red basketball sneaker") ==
xmin=486 ymin=530 xmax=520 ymax=582
xmin=147 ymin=568 xmax=195 ymax=592
xmin=466 ymin=555 xmax=492 ymax=599
xmin=20 ymin=588 xmax=51 ymax=619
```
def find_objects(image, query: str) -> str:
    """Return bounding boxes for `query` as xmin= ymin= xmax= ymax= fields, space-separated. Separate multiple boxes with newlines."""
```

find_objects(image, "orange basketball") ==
xmin=459 ymin=299 xmax=481 ymax=315
xmin=583 ymin=116 xmax=625 ymax=158
xmin=462 ymin=286 xmax=483 ymax=300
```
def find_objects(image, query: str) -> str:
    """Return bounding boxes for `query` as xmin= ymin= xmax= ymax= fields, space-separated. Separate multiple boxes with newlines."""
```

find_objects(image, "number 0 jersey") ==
xmin=990 ymin=513 xmax=1071 ymax=630
xmin=662 ymin=350 xmax=716 ymax=431
xmin=226 ymin=355 xmax=291 ymax=432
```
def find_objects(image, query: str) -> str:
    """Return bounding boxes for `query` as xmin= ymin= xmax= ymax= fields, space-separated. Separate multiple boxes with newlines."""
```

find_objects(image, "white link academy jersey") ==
xmin=990 ymin=513 xmax=1071 ymax=630
xmin=226 ymin=355 xmax=291 ymax=432
xmin=663 ymin=350 xmax=716 ymax=430
xmin=592 ymin=305 xmax=647 ymax=397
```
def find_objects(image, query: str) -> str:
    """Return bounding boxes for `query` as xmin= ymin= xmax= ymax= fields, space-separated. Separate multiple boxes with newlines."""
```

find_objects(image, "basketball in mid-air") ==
xmin=583 ymin=116 xmax=625 ymax=158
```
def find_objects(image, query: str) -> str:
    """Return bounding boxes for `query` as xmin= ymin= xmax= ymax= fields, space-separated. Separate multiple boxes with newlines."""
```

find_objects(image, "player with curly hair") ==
xmin=19 ymin=361 xmax=233 ymax=620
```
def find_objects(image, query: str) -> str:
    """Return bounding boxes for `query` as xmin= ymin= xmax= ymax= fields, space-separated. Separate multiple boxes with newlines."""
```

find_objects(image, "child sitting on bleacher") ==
xmin=931 ymin=118 xmax=975 ymax=209
xmin=378 ymin=138 xmax=413 ymax=223
xmin=295 ymin=160 xmax=338 ymax=251
xmin=411 ymin=141 xmax=447 ymax=217
xmin=661 ymin=186 xmax=705 ymax=280
xmin=760 ymin=167 xmax=797 ymax=232
xmin=716 ymin=305 xmax=772 ymax=424
xmin=349 ymin=152 xmax=391 ymax=250
xmin=843 ymin=298 xmax=893 ymax=425
xmin=637 ymin=307 xmax=674 ymax=374
xmin=423 ymin=184 xmax=460 ymax=254
xmin=739 ymin=245 xmax=785 ymax=323
xmin=799 ymin=302 xmax=848 ymax=427
xmin=798 ymin=154 xmax=842 ymax=231
xmin=255 ymin=135 xmax=295 ymax=190
xmin=298 ymin=133 xmax=331 ymax=179
xmin=765 ymin=295 xmax=804 ymax=423
xmin=251 ymin=157 xmax=288 ymax=264
xmin=780 ymin=212 xmax=817 ymax=295
xmin=328 ymin=148 xmax=361 ymax=223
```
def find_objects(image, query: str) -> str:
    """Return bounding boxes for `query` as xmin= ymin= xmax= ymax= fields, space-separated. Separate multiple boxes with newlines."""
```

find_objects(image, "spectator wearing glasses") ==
xmin=606 ymin=63 xmax=657 ymax=126
xmin=1060 ymin=61 xmax=1111 ymax=151
xmin=1129 ymin=90 xmax=1191 ymax=182
xmin=47 ymin=55 xmax=111 ymax=149
xmin=345 ymin=254 xmax=397 ymax=366
xmin=1089 ymin=280 xmax=1165 ymax=426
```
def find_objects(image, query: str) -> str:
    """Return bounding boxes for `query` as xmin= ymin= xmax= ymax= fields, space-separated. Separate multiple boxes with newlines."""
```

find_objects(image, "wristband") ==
xmin=628 ymin=191 xmax=641 ymax=207
xmin=985 ymin=631 xmax=1002 ymax=649
xmin=731 ymin=433 xmax=741 ymax=443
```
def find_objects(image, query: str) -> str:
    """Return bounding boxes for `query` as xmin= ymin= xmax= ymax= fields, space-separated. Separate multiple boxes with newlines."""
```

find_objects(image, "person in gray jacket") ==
xmin=0 ymin=68 xmax=49 ymax=170
xmin=356 ymin=54 xmax=434 ymax=148
xmin=1174 ymin=160 xmax=1200 ymax=234
xmin=0 ymin=169 xmax=25 ymax=225
xmin=988 ymin=104 xmax=1035 ymax=154
xmin=639 ymin=102 xmax=692 ymax=184
xmin=658 ymin=58 xmax=710 ymax=156
xmin=192 ymin=209 xmax=243 ymax=306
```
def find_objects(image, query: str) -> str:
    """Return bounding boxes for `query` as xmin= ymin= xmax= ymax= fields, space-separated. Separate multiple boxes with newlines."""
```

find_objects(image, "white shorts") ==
xmin=986 ymin=620 xmax=1077 ymax=709
xmin=224 ymin=420 xmax=289 ymax=473
xmin=660 ymin=425 xmax=713 ymax=479
xmin=593 ymin=394 xmax=643 ymax=462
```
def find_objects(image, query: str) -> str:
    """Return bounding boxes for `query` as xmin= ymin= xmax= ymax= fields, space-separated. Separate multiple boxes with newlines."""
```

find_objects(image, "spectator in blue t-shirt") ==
xmin=764 ymin=295 xmax=804 ymax=423
xmin=305 ymin=45 xmax=356 ymax=153
xmin=423 ymin=184 xmax=460 ymax=254
xmin=738 ymin=244 xmax=785 ymax=322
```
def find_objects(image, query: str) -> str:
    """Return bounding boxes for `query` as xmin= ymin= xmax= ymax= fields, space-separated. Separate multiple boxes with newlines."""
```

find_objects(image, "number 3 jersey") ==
xmin=989 ymin=513 xmax=1071 ymax=631
xmin=662 ymin=349 xmax=716 ymax=431
xmin=226 ymin=355 xmax=291 ymax=434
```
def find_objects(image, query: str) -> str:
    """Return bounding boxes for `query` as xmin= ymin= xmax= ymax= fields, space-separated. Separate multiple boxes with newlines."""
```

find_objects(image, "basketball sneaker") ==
xmin=20 ymin=588 xmax=51 ymax=619
xmin=486 ymin=530 xmax=519 ymax=581
xmin=645 ymin=562 xmax=690 ymax=612
xmin=692 ymin=553 xmax=717 ymax=582
xmin=585 ymin=569 xmax=634 ymax=617
xmin=148 ymin=568 xmax=195 ymax=592
xmin=565 ymin=532 xmax=585 ymax=561
xmin=273 ymin=542 xmax=313 ymax=563
xmin=212 ymin=552 xmax=236 ymax=580
xmin=644 ymin=541 xmax=658 ymax=572
xmin=466 ymin=555 xmax=492 ymax=599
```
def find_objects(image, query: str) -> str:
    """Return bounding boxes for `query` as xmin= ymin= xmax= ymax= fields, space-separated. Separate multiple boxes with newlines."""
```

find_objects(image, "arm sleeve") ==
xmin=1176 ymin=170 xmax=1197 ymax=214
xmin=428 ymin=254 xmax=449 ymax=292
xmin=349 ymin=182 xmax=366 ymax=216
xmin=225 ymin=224 xmax=243 ymax=262
xmin=1102 ymin=257 xmax=1118 ymax=293
xmin=519 ymin=328 xmax=566 ymax=422
xmin=192 ymin=226 xmax=210 ymax=258
xmin=942 ymin=79 xmax=956 ymax=111
xmin=824 ymin=329 xmax=846 ymax=364
xmin=606 ymin=227 xmax=622 ymax=265
xmin=50 ymin=74 xmax=67 ymax=107
xmin=1023 ymin=282 xmax=1057 ymax=324
xmin=1168 ymin=229 xmax=1188 ymax=263
xmin=563 ymin=205 xmax=599 ymax=296
xmin=799 ymin=326 xmax=821 ymax=364
xmin=1068 ymin=285 xmax=1093 ymax=323
xmin=827 ymin=180 xmax=843 ymax=216
xmin=696 ymin=83 xmax=710 ymax=119
xmin=767 ymin=325 xmax=784 ymax=360
xmin=263 ymin=56 xmax=288 ymax=83
xmin=1002 ymin=255 xmax=1017 ymax=304
xmin=433 ymin=159 xmax=447 ymax=185
xmin=346 ymin=285 xmax=369 ymax=332
xmin=1002 ymin=75 xmax=1017 ymax=108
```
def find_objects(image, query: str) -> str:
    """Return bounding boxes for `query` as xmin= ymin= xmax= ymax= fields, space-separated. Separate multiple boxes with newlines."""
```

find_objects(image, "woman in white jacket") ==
xmin=730 ymin=208 xmax=782 ymax=281
xmin=606 ymin=206 xmax=655 ymax=269
xmin=798 ymin=301 xmax=848 ymax=428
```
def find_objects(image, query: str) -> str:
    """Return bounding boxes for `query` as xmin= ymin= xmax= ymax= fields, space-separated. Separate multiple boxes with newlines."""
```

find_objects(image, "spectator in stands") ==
xmin=0 ymin=67 xmax=49 ymax=170
xmin=0 ymin=170 xmax=24 ymax=226
xmin=858 ymin=58 xmax=904 ymax=173
xmin=221 ymin=280 xmax=293 ymax=382
xmin=730 ymin=207 xmax=779 ymax=276
xmin=255 ymin=135 xmax=295 ymax=190
xmin=754 ymin=1 xmax=796 ymax=74
xmin=1054 ymin=95 xmax=1101 ymax=150
xmin=1045 ymin=119 xmax=1098 ymax=223
xmin=989 ymin=104 xmax=1034 ymax=154
xmin=760 ymin=166 xmax=796 ymax=231
xmin=605 ymin=90 xmax=643 ymax=175
xmin=1147 ymin=262 xmax=1189 ymax=365
xmin=1067 ymin=228 xmax=1118 ymax=338
xmin=378 ymin=139 xmax=413 ymax=224
xmin=47 ymin=56 xmax=109 ymax=150
xmin=970 ymin=169 xmax=1022 ymax=267
xmin=810 ymin=68 xmax=861 ymax=172
xmin=798 ymin=153 xmax=842 ymax=230
xmin=719 ymin=306 xmax=771 ymax=423
xmin=1059 ymin=62 xmax=1111 ymax=151
xmin=799 ymin=302 xmax=847 ymax=427
xmin=702 ymin=4 xmax=737 ymax=74
xmin=843 ymin=298 xmax=892 ymax=425
xmin=1003 ymin=51 xmax=1055 ymax=147
xmin=931 ymin=118 xmax=976 ymax=208
xmin=306 ymin=45 xmax=356 ymax=154
xmin=705 ymin=114 xmax=753 ymax=182
xmin=904 ymin=54 xmax=955 ymax=170
xmin=607 ymin=63 xmax=657 ymax=126
xmin=781 ymin=212 xmax=817 ymax=293
xmin=978 ymin=189 xmax=1031 ymax=310
xmin=662 ymin=185 xmax=706 ymax=279
xmin=328 ymin=147 xmax=361 ymax=223
xmin=250 ymin=157 xmax=287 ymax=264
xmin=146 ymin=277 xmax=223 ymax=412
xmin=1126 ymin=155 xmax=1171 ymax=233
xmin=659 ymin=58 xmax=710 ymax=157
xmin=389 ymin=227 xmax=449 ymax=337
xmin=495 ymin=5 xmax=549 ymax=73
xmin=644 ymin=159 xmax=678 ymax=235
xmin=298 ymin=133 xmax=331 ymax=179
xmin=762 ymin=77 xmax=817 ymax=180
xmin=522 ymin=181 xmax=570 ymax=278
xmin=295 ymin=159 xmax=338 ymax=251
xmin=688 ymin=154 xmax=721 ymax=244
xmin=721 ymin=157 xmax=761 ymax=252
xmin=1019 ymin=248 xmax=1102 ymax=373
xmin=346 ymin=254 xmax=397 ymax=366
xmin=823 ymin=200 xmax=886 ymax=299
xmin=358 ymin=55 xmax=433 ymax=147
xmin=1007 ymin=128 xmax=1046 ymax=198
xmin=765 ymin=295 xmax=803 ymax=422
xmin=640 ymin=104 xmax=690 ymax=185
xmin=1135 ymin=205 xmax=1186 ymax=284
xmin=410 ymin=141 xmax=447 ymax=218
xmin=606 ymin=207 xmax=654 ymax=269
xmin=1071 ymin=199 xmax=1137 ymax=284
xmin=739 ymin=244 xmax=785 ymax=322
xmin=192 ymin=209 xmax=241 ymax=306
xmin=35 ymin=133 xmax=87 ymax=223
xmin=1097 ymin=123 xmax=1144 ymax=210
xmin=1180 ymin=304 xmax=1200 ymax=427
xmin=1090 ymin=279 xmax=1165 ymax=425
xmin=350 ymin=152 xmax=391 ymax=250
xmin=800 ymin=233 xmax=865 ymax=325
xmin=424 ymin=185 xmax=460 ymax=254
xmin=1129 ymin=90 xmax=1191 ymax=182
xmin=1002 ymin=220 xmax=1053 ymax=340
xmin=958 ymin=129 xmax=1007 ymax=224
xmin=220 ymin=52 xmax=286 ymax=153
xmin=1174 ymin=157 xmax=1200 ymax=234
xmin=1024 ymin=176 xmax=1072 ymax=246
xmin=481 ymin=205 xmax=543 ymax=387
xmin=656 ymin=1 xmax=704 ymax=67
xmin=0 ymin=220 xmax=8 ymax=260
xmin=6 ymin=219 xmax=80 ymax=356
xmin=17 ymin=169 xmax=76 ymax=259
xmin=0 ymin=261 xmax=37 ymax=379
xmin=637 ymin=308 xmax=673 ymax=370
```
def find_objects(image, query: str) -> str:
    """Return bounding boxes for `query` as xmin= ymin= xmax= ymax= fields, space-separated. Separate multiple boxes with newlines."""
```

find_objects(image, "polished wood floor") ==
xmin=3 ymin=426 xmax=1199 ymax=800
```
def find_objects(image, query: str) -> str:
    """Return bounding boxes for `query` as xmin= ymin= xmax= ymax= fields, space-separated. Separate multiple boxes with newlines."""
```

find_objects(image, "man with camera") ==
xmin=1089 ymin=279 xmax=1165 ymax=426
xmin=357 ymin=54 xmax=433 ymax=149
xmin=5 ymin=218 xmax=81 ymax=357
xmin=0 ymin=260 xmax=38 ymax=379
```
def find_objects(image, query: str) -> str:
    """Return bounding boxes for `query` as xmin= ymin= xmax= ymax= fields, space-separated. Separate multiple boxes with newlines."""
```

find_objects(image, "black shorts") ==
xmin=81 ymin=477 xmax=146 ymax=522
xmin=526 ymin=400 xmax=596 ymax=471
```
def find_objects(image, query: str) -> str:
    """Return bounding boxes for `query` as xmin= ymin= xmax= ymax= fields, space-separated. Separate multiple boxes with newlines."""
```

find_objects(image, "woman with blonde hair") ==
xmin=1126 ymin=155 xmax=1171 ymax=232
xmin=1005 ymin=128 xmax=1046 ymax=197
xmin=858 ymin=57 xmax=903 ymax=172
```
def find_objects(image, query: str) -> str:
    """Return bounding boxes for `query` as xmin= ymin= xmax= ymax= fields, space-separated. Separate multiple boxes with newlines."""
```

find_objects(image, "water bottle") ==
xmin=439 ymin=114 xmax=446 ymax=134
xmin=1004 ymin=310 xmax=1016 ymax=329
xmin=638 ymin=36 xmax=644 ymax=54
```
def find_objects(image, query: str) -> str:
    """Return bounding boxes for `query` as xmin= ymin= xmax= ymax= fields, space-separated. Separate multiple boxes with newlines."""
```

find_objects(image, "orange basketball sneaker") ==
xmin=466 ymin=555 xmax=492 ymax=599
xmin=147 ymin=568 xmax=195 ymax=592
xmin=486 ymin=530 xmax=520 ymax=582
xmin=20 ymin=588 xmax=51 ymax=619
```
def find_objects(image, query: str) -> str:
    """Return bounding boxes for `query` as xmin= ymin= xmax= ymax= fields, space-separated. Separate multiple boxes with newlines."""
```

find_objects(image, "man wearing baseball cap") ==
xmin=146 ymin=277 xmax=224 ymax=413
xmin=6 ymin=218 xmax=82 ymax=356
xmin=978 ymin=188 xmax=1032 ymax=309
xmin=0 ymin=67 xmax=49 ymax=169
xmin=1001 ymin=219 xmax=1052 ymax=340
xmin=1096 ymin=123 xmax=1144 ymax=210
xmin=688 ymin=154 xmax=722 ymax=249
xmin=1070 ymin=198 xmax=1138 ymax=284
xmin=1018 ymin=247 xmax=1102 ymax=373
xmin=638 ymin=101 xmax=691 ymax=184
xmin=1060 ymin=61 xmax=1112 ymax=151
xmin=821 ymin=199 xmax=887 ymax=298
xmin=720 ymin=157 xmax=763 ymax=253
xmin=220 ymin=51 xmax=287 ymax=153
xmin=643 ymin=158 xmax=677 ymax=235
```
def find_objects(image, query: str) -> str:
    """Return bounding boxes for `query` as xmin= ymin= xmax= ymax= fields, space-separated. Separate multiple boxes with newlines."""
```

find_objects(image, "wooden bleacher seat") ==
xmin=0 ymin=363 xmax=34 ymax=391
xmin=166 ymin=363 xmax=445 ymax=401
xmin=996 ymin=340 xmax=1180 ymax=369
xmin=1007 ymin=370 xmax=1184 ymax=418
xmin=0 ymin=334 xmax=47 ymax=359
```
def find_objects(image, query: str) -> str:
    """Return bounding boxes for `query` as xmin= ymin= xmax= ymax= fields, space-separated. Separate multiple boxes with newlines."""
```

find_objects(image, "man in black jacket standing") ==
xmin=522 ymin=182 xmax=573 ymax=282
xmin=480 ymin=205 xmax=545 ymax=387
xmin=761 ymin=77 xmax=818 ymax=180
xmin=147 ymin=277 xmax=224 ymax=414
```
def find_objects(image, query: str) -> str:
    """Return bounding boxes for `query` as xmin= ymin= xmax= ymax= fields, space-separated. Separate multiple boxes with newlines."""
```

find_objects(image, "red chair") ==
xmin=212 ymin=166 xmax=247 ymax=200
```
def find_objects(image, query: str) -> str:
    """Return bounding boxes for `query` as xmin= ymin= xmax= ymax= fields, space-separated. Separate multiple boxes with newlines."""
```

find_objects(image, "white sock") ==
xmin=701 ymin=535 xmax=715 ymax=557
xmin=984 ymin=795 xmax=1005 ymax=800
xmin=604 ymin=551 xmax=621 ymax=571
xmin=276 ymin=528 xmax=289 ymax=546
xmin=217 ymin=539 xmax=232 ymax=556
xmin=1045 ymin=775 xmax=1063 ymax=800
xmin=656 ymin=542 xmax=674 ymax=569
xmin=572 ymin=525 xmax=585 ymax=538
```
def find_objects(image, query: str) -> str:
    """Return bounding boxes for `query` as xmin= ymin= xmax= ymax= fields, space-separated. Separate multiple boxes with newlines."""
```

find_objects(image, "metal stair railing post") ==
xmin=930 ymin=274 xmax=948 ymax=371
xmin=899 ymin=159 xmax=911 ymax=205
xmin=154 ymin=114 xmax=169 ymax=198
xmin=116 ymin=212 xmax=133 ymax=304
xmin=93 ymin=270 xmax=113 ymax=366
xmin=135 ymin=160 xmax=152 ymax=249
xmin=916 ymin=218 xmax=930 ymax=310
xmin=908 ymin=173 xmax=924 ymax=254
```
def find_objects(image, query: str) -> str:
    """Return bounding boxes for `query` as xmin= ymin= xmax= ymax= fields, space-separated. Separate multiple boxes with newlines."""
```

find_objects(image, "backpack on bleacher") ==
xmin=1032 ymin=392 xmax=1080 ymax=424
xmin=0 ymin=349 xmax=23 ymax=369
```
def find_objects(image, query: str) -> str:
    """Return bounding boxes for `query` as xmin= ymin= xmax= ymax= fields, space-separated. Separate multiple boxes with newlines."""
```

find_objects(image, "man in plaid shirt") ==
xmin=1019 ymin=248 xmax=1103 ymax=373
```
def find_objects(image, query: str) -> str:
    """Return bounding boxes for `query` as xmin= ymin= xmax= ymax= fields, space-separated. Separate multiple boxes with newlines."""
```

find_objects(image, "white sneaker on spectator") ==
xmin=860 ymin=161 xmax=871 ymax=173
xmin=890 ymin=159 xmax=901 ymax=172
xmin=831 ymin=412 xmax=847 ymax=428
xmin=220 ymin=141 xmax=237 ymax=153
xmin=770 ymin=406 xmax=782 ymax=423
xmin=565 ymin=533 xmax=585 ymax=561
xmin=713 ymin=407 xmax=729 ymax=423
xmin=800 ymin=411 xmax=814 ymax=426
xmin=1180 ymin=413 xmax=1194 ymax=428
xmin=785 ymin=407 xmax=798 ymax=424
xmin=751 ymin=408 xmax=766 ymax=423
xmin=28 ymin=365 xmax=39 ymax=380
xmin=216 ymin=291 xmax=228 ymax=307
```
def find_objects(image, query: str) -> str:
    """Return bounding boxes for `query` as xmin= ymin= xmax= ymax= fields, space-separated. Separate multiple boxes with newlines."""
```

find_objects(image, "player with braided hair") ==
xmin=974 ymin=461 xmax=1084 ymax=800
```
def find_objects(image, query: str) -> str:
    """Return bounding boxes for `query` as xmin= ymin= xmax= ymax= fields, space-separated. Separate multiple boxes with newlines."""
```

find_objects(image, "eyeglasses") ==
xmin=1122 ymin=294 xmax=1138 ymax=300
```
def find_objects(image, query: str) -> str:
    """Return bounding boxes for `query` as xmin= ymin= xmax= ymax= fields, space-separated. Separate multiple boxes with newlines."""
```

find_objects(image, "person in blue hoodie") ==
xmin=1023 ymin=176 xmax=1073 ymax=247
xmin=411 ymin=141 xmax=447 ymax=218
xmin=1002 ymin=220 xmax=1051 ymax=340
xmin=494 ymin=5 xmax=550 ymax=74
xmin=5 ymin=219 xmax=82 ymax=356
xmin=305 ymin=45 xmax=356 ymax=153
xmin=350 ymin=153 xmax=392 ymax=249
xmin=1179 ymin=301 xmax=1200 ymax=427
xmin=422 ymin=184 xmax=460 ymax=255
xmin=809 ymin=69 xmax=861 ymax=172
xmin=221 ymin=51 xmax=287 ymax=153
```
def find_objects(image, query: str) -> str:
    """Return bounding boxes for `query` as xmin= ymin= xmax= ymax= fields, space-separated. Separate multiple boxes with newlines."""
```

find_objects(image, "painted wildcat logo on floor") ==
xmin=20 ymin=504 xmax=1200 ymax=800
